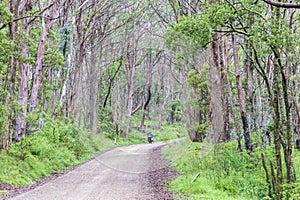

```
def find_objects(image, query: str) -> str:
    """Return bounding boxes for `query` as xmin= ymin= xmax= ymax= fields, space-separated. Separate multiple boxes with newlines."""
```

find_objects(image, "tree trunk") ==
xmin=181 ymin=62 xmax=193 ymax=140
xmin=220 ymin=34 xmax=230 ymax=141
xmin=87 ymin=45 xmax=101 ymax=131
xmin=69 ymin=6 xmax=85 ymax=125
xmin=278 ymin=52 xmax=293 ymax=183
xmin=125 ymin=48 xmax=136 ymax=137
xmin=14 ymin=45 xmax=30 ymax=141
xmin=140 ymin=51 xmax=154 ymax=131
xmin=232 ymin=33 xmax=252 ymax=151
xmin=53 ymin=53 xmax=71 ymax=118
xmin=245 ymin=45 xmax=256 ymax=131
xmin=209 ymin=33 xmax=226 ymax=143
xmin=273 ymin=54 xmax=283 ymax=198
xmin=12 ymin=0 xmax=30 ymax=142
xmin=28 ymin=17 xmax=52 ymax=112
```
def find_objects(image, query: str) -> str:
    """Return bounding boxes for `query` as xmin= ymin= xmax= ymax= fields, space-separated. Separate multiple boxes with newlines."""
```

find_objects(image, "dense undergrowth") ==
xmin=106 ymin=115 xmax=188 ymax=145
xmin=0 ymin=116 xmax=114 ymax=186
xmin=163 ymin=139 xmax=300 ymax=200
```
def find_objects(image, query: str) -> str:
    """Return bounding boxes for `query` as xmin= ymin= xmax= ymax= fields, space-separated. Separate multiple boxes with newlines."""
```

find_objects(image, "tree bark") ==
xmin=14 ymin=45 xmax=30 ymax=141
xmin=28 ymin=17 xmax=53 ymax=112
xmin=4 ymin=0 xmax=21 ymax=147
xmin=220 ymin=34 xmax=230 ymax=141
xmin=261 ymin=153 xmax=272 ymax=198
xmin=232 ymin=33 xmax=252 ymax=151
xmin=276 ymin=50 xmax=293 ymax=183
xmin=209 ymin=33 xmax=226 ymax=143
xmin=12 ymin=0 xmax=32 ymax=142
xmin=263 ymin=0 xmax=300 ymax=8
xmin=87 ymin=44 xmax=102 ymax=131
xmin=125 ymin=47 xmax=137 ymax=137
xmin=272 ymin=53 xmax=283 ymax=197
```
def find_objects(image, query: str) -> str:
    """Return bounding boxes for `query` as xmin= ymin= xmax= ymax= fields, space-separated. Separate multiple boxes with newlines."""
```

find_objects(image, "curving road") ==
xmin=10 ymin=141 xmax=173 ymax=200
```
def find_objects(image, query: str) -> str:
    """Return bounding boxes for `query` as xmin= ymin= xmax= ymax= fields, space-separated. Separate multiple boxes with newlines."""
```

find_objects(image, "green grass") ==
xmin=0 ymin=133 xmax=114 ymax=186
xmin=148 ymin=122 xmax=188 ymax=142
xmin=162 ymin=140 xmax=285 ymax=200
xmin=0 ymin=117 xmax=115 ymax=186
xmin=111 ymin=122 xmax=188 ymax=145
xmin=115 ymin=128 xmax=147 ymax=145
xmin=0 ymin=190 xmax=6 ymax=196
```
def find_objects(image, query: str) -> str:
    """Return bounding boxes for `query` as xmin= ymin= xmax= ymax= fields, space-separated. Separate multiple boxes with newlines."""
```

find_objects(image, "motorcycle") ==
xmin=147 ymin=132 xmax=153 ymax=144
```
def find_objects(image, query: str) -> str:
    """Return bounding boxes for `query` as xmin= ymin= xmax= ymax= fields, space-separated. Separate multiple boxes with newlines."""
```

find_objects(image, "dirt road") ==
xmin=8 ymin=141 xmax=175 ymax=200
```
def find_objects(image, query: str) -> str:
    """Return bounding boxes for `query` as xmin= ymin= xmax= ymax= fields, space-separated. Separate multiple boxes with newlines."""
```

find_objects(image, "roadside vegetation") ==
xmin=163 ymin=139 xmax=300 ymax=200
xmin=1 ymin=1 xmax=300 ymax=199
xmin=0 ymin=111 xmax=185 ymax=196
xmin=0 ymin=115 xmax=111 ymax=187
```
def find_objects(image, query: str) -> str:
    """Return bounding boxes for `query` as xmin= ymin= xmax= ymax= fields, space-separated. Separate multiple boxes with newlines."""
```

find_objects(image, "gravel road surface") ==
xmin=5 ymin=141 xmax=176 ymax=200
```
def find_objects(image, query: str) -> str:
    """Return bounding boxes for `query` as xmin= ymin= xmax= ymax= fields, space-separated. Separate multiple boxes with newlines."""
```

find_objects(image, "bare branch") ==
xmin=263 ymin=0 xmax=300 ymax=8
xmin=27 ymin=2 xmax=55 ymax=25
xmin=131 ymin=103 xmax=142 ymax=115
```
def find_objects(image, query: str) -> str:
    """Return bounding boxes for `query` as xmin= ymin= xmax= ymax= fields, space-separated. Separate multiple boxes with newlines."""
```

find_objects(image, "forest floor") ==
xmin=1 ymin=141 xmax=177 ymax=200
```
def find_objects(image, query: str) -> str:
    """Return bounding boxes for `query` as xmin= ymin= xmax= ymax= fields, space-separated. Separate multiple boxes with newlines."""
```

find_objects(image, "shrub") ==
xmin=0 ymin=115 xmax=114 ymax=186
xmin=163 ymin=140 xmax=269 ymax=199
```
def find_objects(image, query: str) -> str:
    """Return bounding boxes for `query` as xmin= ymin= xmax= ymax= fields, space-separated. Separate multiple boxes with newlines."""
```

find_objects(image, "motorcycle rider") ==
xmin=147 ymin=132 xmax=153 ymax=143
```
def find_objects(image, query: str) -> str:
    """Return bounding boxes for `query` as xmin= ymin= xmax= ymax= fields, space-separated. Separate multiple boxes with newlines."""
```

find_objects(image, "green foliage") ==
xmin=166 ymin=99 xmax=183 ymax=123
xmin=154 ymin=123 xmax=187 ymax=141
xmin=112 ymin=119 xmax=187 ymax=145
xmin=108 ymin=60 xmax=122 ymax=78
xmin=0 ymin=115 xmax=114 ymax=186
xmin=163 ymin=141 xmax=275 ymax=199
xmin=98 ymin=107 xmax=115 ymax=136
xmin=172 ymin=14 xmax=211 ymax=48
xmin=282 ymin=150 xmax=300 ymax=199
xmin=187 ymin=67 xmax=210 ymax=138
xmin=191 ymin=122 xmax=209 ymax=136
xmin=0 ymin=29 xmax=13 ymax=73
xmin=169 ymin=3 xmax=237 ymax=48
xmin=26 ymin=26 xmax=42 ymax=62
xmin=187 ymin=69 xmax=208 ymax=91
xmin=0 ymin=2 xmax=13 ymax=74
xmin=44 ymin=44 xmax=64 ymax=68
xmin=58 ymin=24 xmax=71 ymax=55
xmin=165 ymin=24 xmax=203 ymax=53
xmin=0 ymin=86 xmax=9 ymax=138
xmin=0 ymin=1 xmax=12 ymax=25
xmin=204 ymin=3 xmax=237 ymax=27
xmin=0 ymin=190 xmax=6 ymax=196
xmin=115 ymin=128 xmax=146 ymax=145
xmin=282 ymin=182 xmax=300 ymax=199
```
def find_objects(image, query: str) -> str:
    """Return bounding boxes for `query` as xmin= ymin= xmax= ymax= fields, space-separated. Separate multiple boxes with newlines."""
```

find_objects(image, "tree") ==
xmin=232 ymin=33 xmax=252 ymax=151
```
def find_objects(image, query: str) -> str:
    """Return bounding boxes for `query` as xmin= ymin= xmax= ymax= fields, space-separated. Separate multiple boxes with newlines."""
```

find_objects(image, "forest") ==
xmin=1 ymin=0 xmax=300 ymax=199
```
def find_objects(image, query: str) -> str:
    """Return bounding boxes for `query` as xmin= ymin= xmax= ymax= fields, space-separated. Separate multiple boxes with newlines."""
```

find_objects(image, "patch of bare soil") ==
xmin=141 ymin=145 xmax=178 ymax=200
